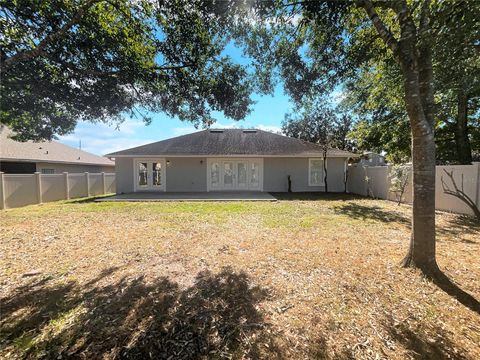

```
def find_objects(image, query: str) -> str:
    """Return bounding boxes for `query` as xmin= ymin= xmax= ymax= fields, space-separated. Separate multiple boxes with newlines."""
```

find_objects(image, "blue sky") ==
xmin=58 ymin=85 xmax=294 ymax=156
xmin=58 ymin=41 xmax=344 ymax=156
xmin=58 ymin=84 xmax=345 ymax=156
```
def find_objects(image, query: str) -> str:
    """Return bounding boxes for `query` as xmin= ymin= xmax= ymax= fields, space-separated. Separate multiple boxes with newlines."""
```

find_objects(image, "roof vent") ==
xmin=210 ymin=129 xmax=224 ymax=133
xmin=243 ymin=129 xmax=257 ymax=133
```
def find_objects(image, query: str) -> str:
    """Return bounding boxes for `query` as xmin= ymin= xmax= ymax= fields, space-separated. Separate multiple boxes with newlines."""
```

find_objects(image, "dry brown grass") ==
xmin=1 ymin=194 xmax=479 ymax=359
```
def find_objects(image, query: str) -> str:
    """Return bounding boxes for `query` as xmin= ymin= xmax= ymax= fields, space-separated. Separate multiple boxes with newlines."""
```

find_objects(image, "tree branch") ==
xmin=356 ymin=0 xmax=400 ymax=58
xmin=1 ymin=0 xmax=102 ymax=71
xmin=154 ymin=63 xmax=196 ymax=71
xmin=441 ymin=169 xmax=480 ymax=220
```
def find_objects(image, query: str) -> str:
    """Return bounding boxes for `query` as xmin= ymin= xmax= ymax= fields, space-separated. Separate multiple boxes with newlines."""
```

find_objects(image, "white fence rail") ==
xmin=0 ymin=172 xmax=115 ymax=210
xmin=347 ymin=163 xmax=480 ymax=217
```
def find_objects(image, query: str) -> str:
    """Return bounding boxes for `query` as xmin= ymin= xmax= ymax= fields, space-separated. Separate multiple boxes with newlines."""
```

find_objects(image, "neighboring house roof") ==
xmin=107 ymin=129 xmax=358 ymax=158
xmin=0 ymin=126 xmax=114 ymax=166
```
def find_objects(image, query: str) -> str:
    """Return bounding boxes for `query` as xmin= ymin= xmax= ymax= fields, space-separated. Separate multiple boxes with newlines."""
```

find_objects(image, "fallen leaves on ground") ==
xmin=0 ymin=194 xmax=479 ymax=359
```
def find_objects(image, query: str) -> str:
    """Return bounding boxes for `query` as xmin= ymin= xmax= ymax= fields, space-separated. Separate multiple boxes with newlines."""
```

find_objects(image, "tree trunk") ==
xmin=455 ymin=86 xmax=473 ymax=164
xmin=323 ymin=150 xmax=328 ymax=193
xmin=400 ymin=69 xmax=438 ymax=273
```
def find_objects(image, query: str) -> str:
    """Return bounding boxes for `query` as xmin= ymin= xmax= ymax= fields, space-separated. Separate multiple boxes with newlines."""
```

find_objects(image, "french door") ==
xmin=208 ymin=159 xmax=263 ymax=191
xmin=134 ymin=159 xmax=166 ymax=191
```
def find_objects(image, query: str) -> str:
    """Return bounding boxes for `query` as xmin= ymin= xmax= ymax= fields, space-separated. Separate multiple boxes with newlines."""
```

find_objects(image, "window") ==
xmin=250 ymin=162 xmax=260 ymax=187
xmin=152 ymin=162 xmax=162 ymax=186
xmin=309 ymin=159 xmax=325 ymax=186
xmin=211 ymin=162 xmax=220 ymax=187
xmin=41 ymin=168 xmax=55 ymax=174
xmin=138 ymin=162 xmax=148 ymax=186
xmin=223 ymin=162 xmax=234 ymax=185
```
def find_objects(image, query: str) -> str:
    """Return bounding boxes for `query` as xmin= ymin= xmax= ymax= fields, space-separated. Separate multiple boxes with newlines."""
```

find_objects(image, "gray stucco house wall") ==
xmin=115 ymin=156 xmax=348 ymax=193
xmin=165 ymin=157 xmax=208 ymax=192
xmin=109 ymin=129 xmax=357 ymax=194
xmin=263 ymin=157 xmax=346 ymax=192
xmin=115 ymin=157 xmax=134 ymax=194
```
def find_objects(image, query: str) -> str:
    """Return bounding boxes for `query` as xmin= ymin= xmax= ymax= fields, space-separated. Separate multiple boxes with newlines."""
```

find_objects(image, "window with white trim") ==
xmin=308 ymin=159 xmax=325 ymax=186
xmin=41 ymin=168 xmax=55 ymax=174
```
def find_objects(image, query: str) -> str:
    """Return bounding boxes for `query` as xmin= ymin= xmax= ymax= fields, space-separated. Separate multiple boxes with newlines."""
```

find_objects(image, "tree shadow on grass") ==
xmin=333 ymin=203 xmax=410 ymax=226
xmin=334 ymin=204 xmax=478 ymax=314
xmin=270 ymin=192 xmax=365 ymax=201
xmin=436 ymin=215 xmax=480 ymax=244
xmin=66 ymin=194 xmax=112 ymax=204
xmin=1 ymin=267 xmax=281 ymax=359
xmin=383 ymin=316 xmax=470 ymax=360
xmin=427 ymin=269 xmax=480 ymax=316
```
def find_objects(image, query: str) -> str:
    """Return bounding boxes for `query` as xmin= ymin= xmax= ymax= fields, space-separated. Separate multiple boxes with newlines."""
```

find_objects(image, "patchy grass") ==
xmin=1 ymin=194 xmax=479 ymax=359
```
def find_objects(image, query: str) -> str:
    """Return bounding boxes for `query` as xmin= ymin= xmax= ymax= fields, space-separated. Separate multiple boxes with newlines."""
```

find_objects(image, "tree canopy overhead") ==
xmin=0 ymin=0 xmax=254 ymax=140
xmin=343 ymin=0 xmax=480 ymax=165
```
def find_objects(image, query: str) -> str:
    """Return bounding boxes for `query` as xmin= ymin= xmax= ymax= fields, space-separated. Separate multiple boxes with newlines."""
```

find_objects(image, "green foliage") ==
xmin=0 ymin=0 xmax=255 ymax=140
xmin=282 ymin=98 xmax=354 ymax=151
xmin=390 ymin=165 xmax=409 ymax=205
xmin=341 ymin=0 xmax=480 ymax=164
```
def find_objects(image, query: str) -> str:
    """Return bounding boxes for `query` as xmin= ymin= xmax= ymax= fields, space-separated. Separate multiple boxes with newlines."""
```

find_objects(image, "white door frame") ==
xmin=206 ymin=158 xmax=264 ymax=192
xmin=235 ymin=160 xmax=249 ymax=190
xmin=133 ymin=158 xmax=166 ymax=192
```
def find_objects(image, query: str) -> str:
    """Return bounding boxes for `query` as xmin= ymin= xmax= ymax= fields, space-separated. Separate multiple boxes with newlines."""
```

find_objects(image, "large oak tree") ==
xmin=0 ymin=0 xmax=254 ymax=140
xmin=344 ymin=0 xmax=480 ymax=165
xmin=231 ymin=0 xmax=479 ymax=276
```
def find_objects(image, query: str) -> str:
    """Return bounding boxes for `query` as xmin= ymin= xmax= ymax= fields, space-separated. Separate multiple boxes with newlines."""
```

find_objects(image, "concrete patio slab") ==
xmin=95 ymin=192 xmax=277 ymax=202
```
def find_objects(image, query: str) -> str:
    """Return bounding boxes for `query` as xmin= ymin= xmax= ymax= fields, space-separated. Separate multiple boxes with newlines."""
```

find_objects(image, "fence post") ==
xmin=475 ymin=162 xmax=480 ymax=210
xmin=35 ymin=172 xmax=42 ymax=204
xmin=85 ymin=172 xmax=90 ymax=197
xmin=102 ymin=172 xmax=106 ymax=194
xmin=0 ymin=172 xmax=5 ymax=210
xmin=63 ymin=172 xmax=70 ymax=200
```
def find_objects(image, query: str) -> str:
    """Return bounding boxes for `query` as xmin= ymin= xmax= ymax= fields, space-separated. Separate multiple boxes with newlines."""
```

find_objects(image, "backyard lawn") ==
xmin=1 ymin=194 xmax=479 ymax=359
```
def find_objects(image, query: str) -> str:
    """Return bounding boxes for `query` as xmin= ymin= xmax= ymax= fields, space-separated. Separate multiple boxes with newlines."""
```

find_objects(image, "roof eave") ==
xmin=0 ymin=157 xmax=114 ymax=166
xmin=107 ymin=153 xmax=358 ymax=158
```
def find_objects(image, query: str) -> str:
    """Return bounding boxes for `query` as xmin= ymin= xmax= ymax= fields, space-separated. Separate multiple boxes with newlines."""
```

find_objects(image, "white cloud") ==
xmin=210 ymin=122 xmax=282 ymax=134
xmin=255 ymin=124 xmax=282 ymax=134
xmin=210 ymin=122 xmax=241 ymax=129
xmin=58 ymin=120 xmax=155 ymax=156
xmin=58 ymin=119 xmax=284 ymax=156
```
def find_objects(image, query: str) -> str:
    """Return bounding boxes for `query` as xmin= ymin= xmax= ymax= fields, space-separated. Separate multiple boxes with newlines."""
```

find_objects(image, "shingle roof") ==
xmin=106 ymin=129 xmax=357 ymax=158
xmin=0 ymin=126 xmax=114 ymax=166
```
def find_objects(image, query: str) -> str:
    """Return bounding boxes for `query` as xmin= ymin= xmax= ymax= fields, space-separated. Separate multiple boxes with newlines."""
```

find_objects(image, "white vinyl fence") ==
xmin=0 ymin=172 xmax=115 ymax=210
xmin=347 ymin=163 xmax=480 ymax=217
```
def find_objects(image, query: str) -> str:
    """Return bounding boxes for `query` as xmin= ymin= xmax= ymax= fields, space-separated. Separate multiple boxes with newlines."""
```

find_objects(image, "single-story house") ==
xmin=107 ymin=129 xmax=357 ymax=193
xmin=0 ymin=125 xmax=114 ymax=174
xmin=359 ymin=151 xmax=387 ymax=166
